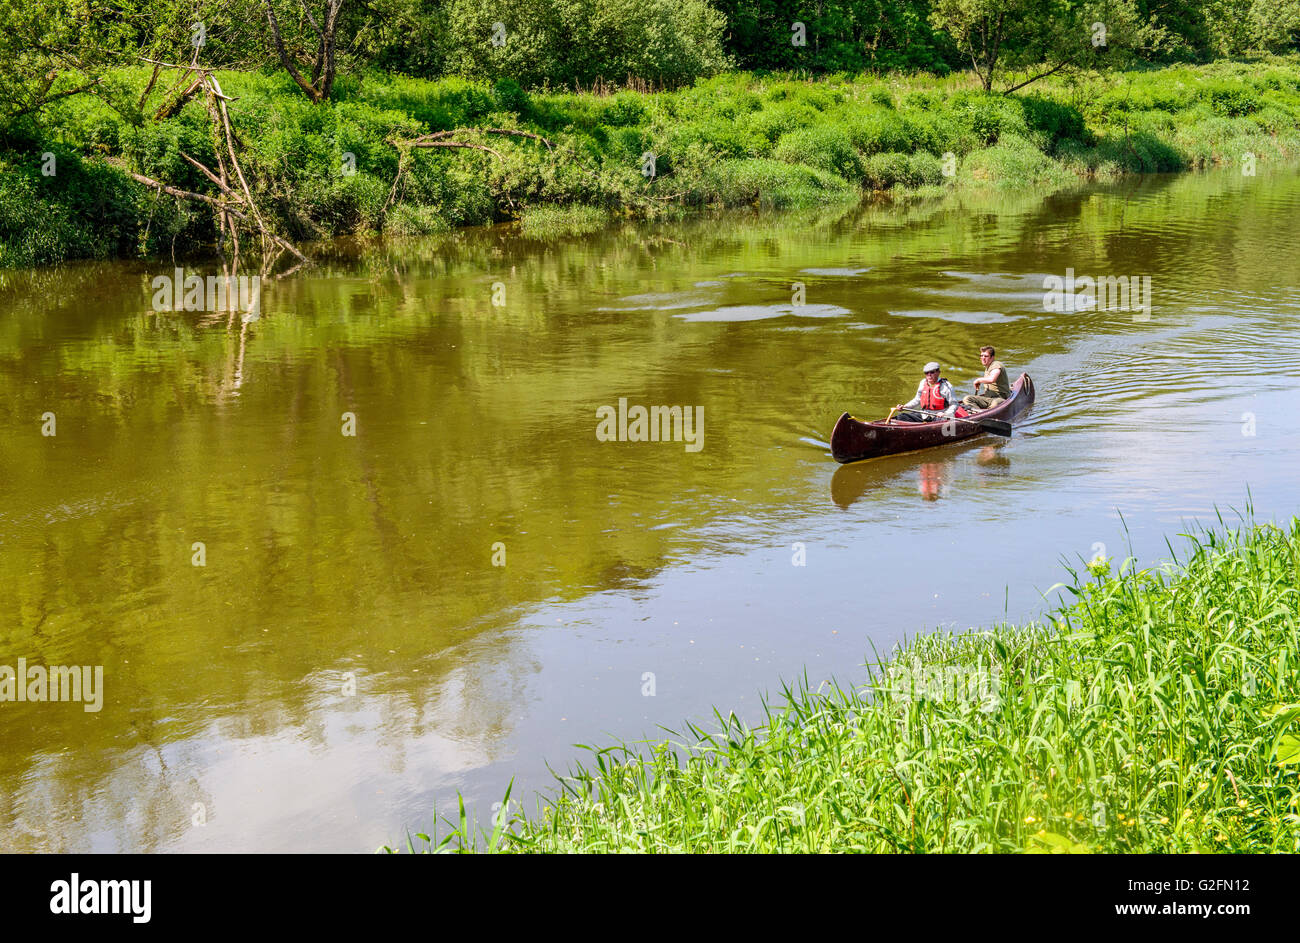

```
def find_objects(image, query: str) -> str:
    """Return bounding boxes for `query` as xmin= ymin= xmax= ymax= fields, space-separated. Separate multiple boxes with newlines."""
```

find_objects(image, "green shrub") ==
xmin=1253 ymin=105 xmax=1296 ymax=134
xmin=961 ymin=133 xmax=1066 ymax=187
xmin=906 ymin=151 xmax=945 ymax=186
xmin=747 ymin=101 xmax=821 ymax=144
xmin=898 ymin=110 xmax=957 ymax=155
xmin=667 ymin=117 xmax=762 ymax=159
xmin=601 ymin=92 xmax=647 ymax=127
xmin=705 ymin=158 xmax=852 ymax=208
xmin=385 ymin=203 xmax=452 ymax=236
xmin=772 ymin=124 xmax=862 ymax=180
xmin=0 ymin=149 xmax=155 ymax=267
xmin=948 ymin=92 xmax=1029 ymax=146
xmin=493 ymin=79 xmax=529 ymax=115
xmin=848 ymin=108 xmax=913 ymax=154
xmin=1020 ymin=96 xmax=1086 ymax=149
xmin=1202 ymin=82 xmax=1259 ymax=117
xmin=863 ymin=151 xmax=912 ymax=189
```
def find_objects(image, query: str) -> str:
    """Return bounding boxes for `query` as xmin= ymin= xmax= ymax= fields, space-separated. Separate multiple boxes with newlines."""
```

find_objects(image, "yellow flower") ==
xmin=1236 ymin=799 xmax=1248 ymax=808
xmin=1024 ymin=815 xmax=1035 ymax=823
xmin=1159 ymin=817 xmax=1169 ymax=825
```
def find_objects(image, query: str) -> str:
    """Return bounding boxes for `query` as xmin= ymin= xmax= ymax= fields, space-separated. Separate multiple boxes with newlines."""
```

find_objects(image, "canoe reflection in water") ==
xmin=830 ymin=442 xmax=1012 ymax=508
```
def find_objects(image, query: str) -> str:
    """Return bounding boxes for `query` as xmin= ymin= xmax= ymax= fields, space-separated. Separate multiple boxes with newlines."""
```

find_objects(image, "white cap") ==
xmin=923 ymin=361 xmax=940 ymax=372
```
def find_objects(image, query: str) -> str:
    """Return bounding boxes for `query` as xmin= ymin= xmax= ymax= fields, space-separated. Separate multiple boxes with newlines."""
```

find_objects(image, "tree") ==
xmin=929 ymin=0 xmax=1169 ymax=93
xmin=261 ymin=0 xmax=347 ymax=102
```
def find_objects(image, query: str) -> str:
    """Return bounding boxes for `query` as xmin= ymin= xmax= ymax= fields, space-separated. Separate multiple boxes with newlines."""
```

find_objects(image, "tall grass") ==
xmin=390 ymin=512 xmax=1300 ymax=852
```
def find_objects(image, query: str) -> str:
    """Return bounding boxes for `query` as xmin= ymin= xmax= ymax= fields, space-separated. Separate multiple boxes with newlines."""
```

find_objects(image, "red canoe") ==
xmin=830 ymin=373 xmax=1036 ymax=463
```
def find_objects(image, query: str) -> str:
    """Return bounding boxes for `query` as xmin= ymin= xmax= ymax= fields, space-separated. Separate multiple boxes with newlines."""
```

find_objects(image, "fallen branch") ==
xmin=114 ymin=59 xmax=310 ymax=269
xmin=106 ymin=159 xmax=239 ymax=208
xmin=179 ymin=151 xmax=239 ymax=196
xmin=154 ymin=75 xmax=206 ymax=120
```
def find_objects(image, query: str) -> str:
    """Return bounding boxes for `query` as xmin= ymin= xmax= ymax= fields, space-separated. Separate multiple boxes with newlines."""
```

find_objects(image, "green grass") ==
xmin=7 ymin=57 xmax=1300 ymax=267
xmin=389 ymin=511 xmax=1300 ymax=852
xmin=518 ymin=204 xmax=610 ymax=238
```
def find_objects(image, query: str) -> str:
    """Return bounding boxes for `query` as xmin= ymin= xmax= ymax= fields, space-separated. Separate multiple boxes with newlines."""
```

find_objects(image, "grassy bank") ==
xmin=394 ymin=514 xmax=1300 ymax=852
xmin=5 ymin=57 xmax=1300 ymax=268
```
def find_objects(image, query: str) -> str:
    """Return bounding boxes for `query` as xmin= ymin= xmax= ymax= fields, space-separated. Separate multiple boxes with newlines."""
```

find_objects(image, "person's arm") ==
xmin=941 ymin=380 xmax=958 ymax=416
xmin=901 ymin=379 xmax=923 ymax=409
xmin=974 ymin=365 xmax=1003 ymax=390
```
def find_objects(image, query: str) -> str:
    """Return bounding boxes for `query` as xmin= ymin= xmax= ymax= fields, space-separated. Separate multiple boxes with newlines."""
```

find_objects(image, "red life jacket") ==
xmin=919 ymin=380 xmax=948 ymax=412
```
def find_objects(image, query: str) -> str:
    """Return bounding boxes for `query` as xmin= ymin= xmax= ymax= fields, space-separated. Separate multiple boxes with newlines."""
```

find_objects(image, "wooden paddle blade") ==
xmin=978 ymin=419 xmax=1012 ymax=436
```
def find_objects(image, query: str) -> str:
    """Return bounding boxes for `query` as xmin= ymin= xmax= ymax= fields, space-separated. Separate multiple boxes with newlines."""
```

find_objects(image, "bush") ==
xmin=493 ymin=79 xmax=529 ymax=115
xmin=862 ymin=150 xmax=945 ymax=189
xmin=848 ymin=107 xmax=914 ymax=154
xmin=1252 ymin=105 xmax=1296 ymax=134
xmin=906 ymin=151 xmax=945 ymax=186
xmin=1020 ymin=96 xmax=1086 ymax=149
xmin=747 ymin=101 xmax=821 ymax=143
xmin=1202 ymin=82 xmax=1259 ymax=117
xmin=863 ymin=151 xmax=912 ymax=189
xmin=961 ymin=133 xmax=1066 ymax=187
xmin=948 ymin=92 xmax=1029 ymax=146
xmin=385 ymin=203 xmax=452 ymax=236
xmin=667 ymin=117 xmax=763 ymax=159
xmin=869 ymin=88 xmax=895 ymax=109
xmin=0 ymin=150 xmax=156 ymax=267
xmin=772 ymin=125 xmax=862 ymax=180
xmin=705 ymin=158 xmax=852 ymax=208
xmin=601 ymin=93 xmax=647 ymax=127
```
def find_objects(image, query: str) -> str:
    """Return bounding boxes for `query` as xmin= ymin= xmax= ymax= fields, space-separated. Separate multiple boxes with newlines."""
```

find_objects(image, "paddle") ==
xmin=892 ymin=406 xmax=1012 ymax=437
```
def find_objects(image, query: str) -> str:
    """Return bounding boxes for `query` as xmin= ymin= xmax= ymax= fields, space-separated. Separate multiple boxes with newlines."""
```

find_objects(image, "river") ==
xmin=1 ymin=165 xmax=1298 ymax=851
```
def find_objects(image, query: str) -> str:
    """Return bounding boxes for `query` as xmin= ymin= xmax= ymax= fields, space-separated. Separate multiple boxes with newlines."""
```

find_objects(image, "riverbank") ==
xmin=5 ymin=57 xmax=1300 ymax=268
xmin=396 ymin=515 xmax=1300 ymax=852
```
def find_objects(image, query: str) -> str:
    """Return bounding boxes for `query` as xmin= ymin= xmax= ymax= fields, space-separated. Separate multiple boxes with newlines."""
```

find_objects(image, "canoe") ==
xmin=830 ymin=373 xmax=1036 ymax=464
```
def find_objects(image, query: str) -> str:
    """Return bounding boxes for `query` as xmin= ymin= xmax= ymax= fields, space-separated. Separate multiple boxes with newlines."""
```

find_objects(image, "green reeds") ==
xmin=390 ymin=512 xmax=1300 ymax=852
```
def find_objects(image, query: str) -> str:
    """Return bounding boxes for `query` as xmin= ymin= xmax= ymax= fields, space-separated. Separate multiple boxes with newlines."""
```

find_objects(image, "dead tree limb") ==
xmin=107 ymin=160 xmax=240 ymax=208
xmin=154 ymin=75 xmax=205 ymax=120
xmin=121 ymin=58 xmax=310 ymax=268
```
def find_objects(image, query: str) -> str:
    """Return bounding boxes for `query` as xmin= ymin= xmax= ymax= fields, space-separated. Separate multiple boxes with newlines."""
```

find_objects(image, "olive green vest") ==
xmin=988 ymin=361 xmax=1012 ymax=399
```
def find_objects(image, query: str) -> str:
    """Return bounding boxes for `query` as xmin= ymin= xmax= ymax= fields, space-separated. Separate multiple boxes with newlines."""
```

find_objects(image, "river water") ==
xmin=1 ymin=166 xmax=1298 ymax=852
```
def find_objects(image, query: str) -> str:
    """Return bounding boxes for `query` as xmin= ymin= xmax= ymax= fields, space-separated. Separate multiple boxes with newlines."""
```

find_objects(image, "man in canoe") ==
xmin=895 ymin=361 xmax=959 ymax=422
xmin=962 ymin=345 xmax=1012 ymax=412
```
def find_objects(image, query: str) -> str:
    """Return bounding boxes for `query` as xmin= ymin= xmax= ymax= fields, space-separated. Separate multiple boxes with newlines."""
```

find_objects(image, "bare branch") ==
xmin=107 ymin=159 xmax=240 ymax=208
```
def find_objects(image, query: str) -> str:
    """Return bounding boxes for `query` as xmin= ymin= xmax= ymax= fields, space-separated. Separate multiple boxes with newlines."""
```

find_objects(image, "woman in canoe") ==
xmin=895 ymin=361 xmax=959 ymax=422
